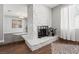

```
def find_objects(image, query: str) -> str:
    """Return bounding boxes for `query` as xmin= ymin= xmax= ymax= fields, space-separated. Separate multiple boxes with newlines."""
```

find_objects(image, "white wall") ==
xmin=4 ymin=4 xmax=27 ymax=18
xmin=0 ymin=4 xmax=3 ymax=42
xmin=3 ymin=4 xmax=27 ymax=34
xmin=3 ymin=16 xmax=27 ymax=33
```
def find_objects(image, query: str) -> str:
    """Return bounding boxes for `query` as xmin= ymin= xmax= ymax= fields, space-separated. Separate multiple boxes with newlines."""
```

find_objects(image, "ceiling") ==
xmin=44 ymin=4 xmax=59 ymax=8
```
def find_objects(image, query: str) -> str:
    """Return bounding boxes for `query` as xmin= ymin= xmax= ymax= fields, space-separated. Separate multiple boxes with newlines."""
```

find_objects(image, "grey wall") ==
xmin=52 ymin=5 xmax=61 ymax=36
xmin=52 ymin=5 xmax=68 ymax=36
xmin=0 ymin=4 xmax=3 ymax=42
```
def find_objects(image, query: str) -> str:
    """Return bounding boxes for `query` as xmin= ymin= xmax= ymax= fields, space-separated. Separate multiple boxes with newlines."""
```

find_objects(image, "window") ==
xmin=74 ymin=5 xmax=79 ymax=29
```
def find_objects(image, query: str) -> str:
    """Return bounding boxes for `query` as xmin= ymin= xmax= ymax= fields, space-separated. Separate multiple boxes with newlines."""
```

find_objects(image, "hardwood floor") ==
xmin=0 ymin=41 xmax=52 ymax=54
xmin=0 ymin=38 xmax=79 ymax=54
xmin=57 ymin=38 xmax=79 ymax=45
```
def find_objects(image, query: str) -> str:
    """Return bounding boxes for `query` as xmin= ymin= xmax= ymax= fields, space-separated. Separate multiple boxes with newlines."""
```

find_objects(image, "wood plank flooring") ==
xmin=0 ymin=38 xmax=79 ymax=54
xmin=0 ymin=41 xmax=52 ymax=54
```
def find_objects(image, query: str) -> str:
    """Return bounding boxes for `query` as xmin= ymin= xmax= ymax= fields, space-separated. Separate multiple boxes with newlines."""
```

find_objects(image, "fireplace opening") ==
xmin=38 ymin=26 xmax=56 ymax=38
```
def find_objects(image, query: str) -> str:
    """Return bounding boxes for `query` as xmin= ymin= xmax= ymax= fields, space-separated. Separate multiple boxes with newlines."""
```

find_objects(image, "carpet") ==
xmin=51 ymin=40 xmax=79 ymax=54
